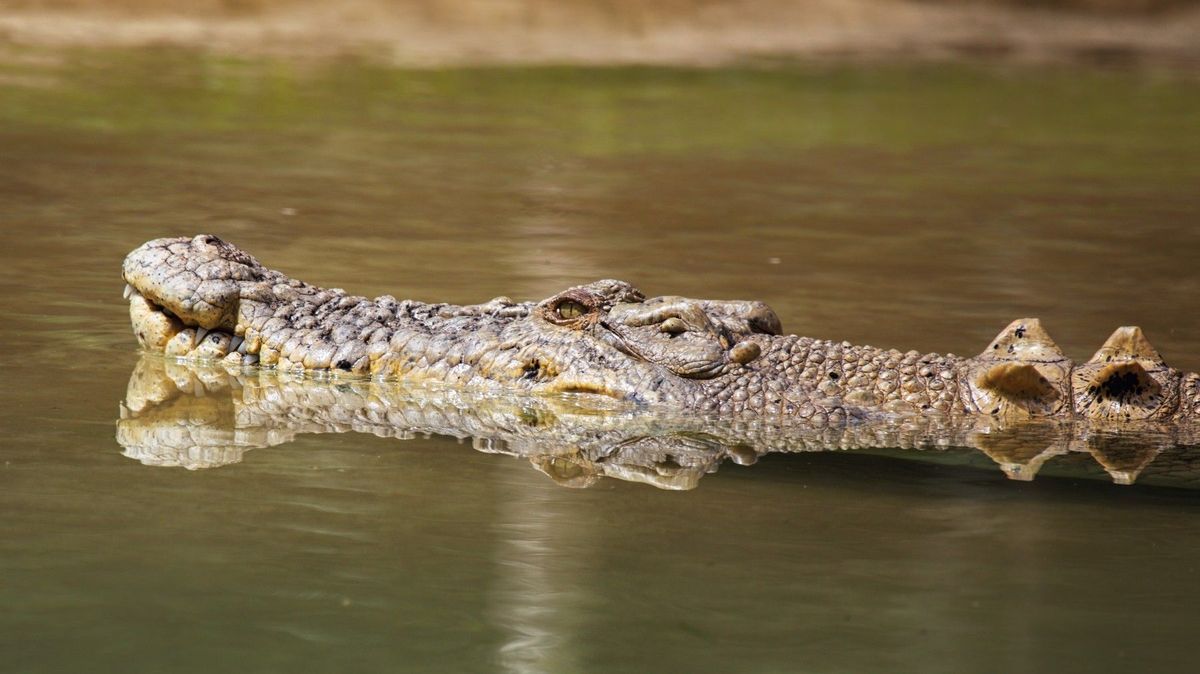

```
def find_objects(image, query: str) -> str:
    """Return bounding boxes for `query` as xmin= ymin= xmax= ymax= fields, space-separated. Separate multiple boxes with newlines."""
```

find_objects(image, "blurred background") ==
xmin=1 ymin=0 xmax=1198 ymax=64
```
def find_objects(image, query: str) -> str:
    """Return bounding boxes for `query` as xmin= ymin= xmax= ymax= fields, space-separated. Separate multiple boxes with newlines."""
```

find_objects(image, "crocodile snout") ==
xmin=122 ymin=234 xmax=258 ymax=332
xmin=122 ymin=235 xmax=276 ymax=365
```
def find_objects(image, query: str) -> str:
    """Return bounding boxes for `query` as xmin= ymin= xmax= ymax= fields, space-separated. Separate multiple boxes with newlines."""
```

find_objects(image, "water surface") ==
xmin=2 ymin=50 xmax=1200 ymax=673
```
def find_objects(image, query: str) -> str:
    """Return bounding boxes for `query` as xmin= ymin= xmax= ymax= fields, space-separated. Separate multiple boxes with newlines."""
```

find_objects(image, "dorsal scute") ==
xmin=965 ymin=318 xmax=1071 ymax=419
xmin=1072 ymin=326 xmax=1179 ymax=421
xmin=978 ymin=318 xmax=1067 ymax=363
xmin=1087 ymin=326 xmax=1167 ymax=368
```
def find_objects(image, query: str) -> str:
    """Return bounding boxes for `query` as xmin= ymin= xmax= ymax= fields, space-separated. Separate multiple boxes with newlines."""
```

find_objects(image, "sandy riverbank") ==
xmin=0 ymin=0 xmax=1197 ymax=65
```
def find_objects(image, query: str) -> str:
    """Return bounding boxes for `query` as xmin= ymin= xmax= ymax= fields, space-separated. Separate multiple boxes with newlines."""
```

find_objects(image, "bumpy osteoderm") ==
xmin=122 ymin=235 xmax=1200 ymax=423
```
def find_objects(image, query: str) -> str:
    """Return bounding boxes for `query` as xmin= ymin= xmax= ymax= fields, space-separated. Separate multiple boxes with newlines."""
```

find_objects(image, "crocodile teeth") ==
xmin=230 ymin=335 xmax=245 ymax=353
xmin=242 ymin=353 xmax=259 ymax=366
xmin=123 ymin=284 xmax=133 ymax=300
xmin=195 ymin=327 xmax=209 ymax=345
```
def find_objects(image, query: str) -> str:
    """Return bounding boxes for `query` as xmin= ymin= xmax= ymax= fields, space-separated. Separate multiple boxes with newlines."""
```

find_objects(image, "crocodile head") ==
xmin=122 ymin=235 xmax=785 ymax=405
xmin=510 ymin=279 xmax=782 ymax=400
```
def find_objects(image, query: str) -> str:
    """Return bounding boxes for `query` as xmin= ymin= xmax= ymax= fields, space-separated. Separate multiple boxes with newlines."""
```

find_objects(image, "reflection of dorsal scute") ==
xmin=979 ymin=318 xmax=1066 ymax=362
xmin=969 ymin=420 xmax=1067 ymax=481
xmin=974 ymin=363 xmax=1057 ymax=402
xmin=1084 ymin=361 xmax=1161 ymax=401
xmin=987 ymin=448 xmax=1062 ymax=482
xmin=998 ymin=456 xmax=1056 ymax=482
xmin=1086 ymin=435 xmax=1165 ymax=486
xmin=1087 ymin=326 xmax=1167 ymax=367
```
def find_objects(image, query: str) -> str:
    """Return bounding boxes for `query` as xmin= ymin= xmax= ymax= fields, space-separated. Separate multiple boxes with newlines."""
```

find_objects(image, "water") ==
xmin=2 ymin=48 xmax=1200 ymax=672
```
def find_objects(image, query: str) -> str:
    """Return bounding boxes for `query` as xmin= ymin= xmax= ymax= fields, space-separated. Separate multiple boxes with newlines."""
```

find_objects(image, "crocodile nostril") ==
xmin=659 ymin=317 xmax=688 ymax=335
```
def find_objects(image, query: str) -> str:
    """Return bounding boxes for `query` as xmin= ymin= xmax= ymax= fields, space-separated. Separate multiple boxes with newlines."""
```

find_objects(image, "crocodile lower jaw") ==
xmin=126 ymin=284 xmax=258 ymax=365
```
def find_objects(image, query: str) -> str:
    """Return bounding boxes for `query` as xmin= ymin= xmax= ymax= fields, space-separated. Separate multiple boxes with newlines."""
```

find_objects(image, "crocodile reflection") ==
xmin=116 ymin=357 xmax=1200 ymax=490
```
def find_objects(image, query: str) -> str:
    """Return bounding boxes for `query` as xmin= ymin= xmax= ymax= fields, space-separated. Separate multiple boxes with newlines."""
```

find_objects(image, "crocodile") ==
xmin=123 ymin=234 xmax=1200 ymax=425
xmin=117 ymin=357 xmax=1200 ymax=489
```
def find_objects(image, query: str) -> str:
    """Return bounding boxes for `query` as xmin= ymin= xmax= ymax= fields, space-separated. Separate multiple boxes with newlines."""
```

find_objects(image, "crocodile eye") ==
xmin=556 ymin=300 xmax=588 ymax=320
xmin=542 ymin=290 xmax=600 ymax=327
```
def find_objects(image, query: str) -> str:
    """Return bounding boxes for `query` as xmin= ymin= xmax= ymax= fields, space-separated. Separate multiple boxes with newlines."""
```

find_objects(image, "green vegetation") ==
xmin=2 ymin=49 xmax=1198 ymax=182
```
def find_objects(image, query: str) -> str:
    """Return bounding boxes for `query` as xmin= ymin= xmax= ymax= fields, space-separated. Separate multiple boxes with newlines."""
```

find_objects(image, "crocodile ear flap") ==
xmin=974 ymin=362 xmax=1058 ymax=402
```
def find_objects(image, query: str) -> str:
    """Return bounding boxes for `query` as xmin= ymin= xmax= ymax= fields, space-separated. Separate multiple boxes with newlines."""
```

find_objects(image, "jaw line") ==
xmin=127 ymin=286 xmax=246 ymax=359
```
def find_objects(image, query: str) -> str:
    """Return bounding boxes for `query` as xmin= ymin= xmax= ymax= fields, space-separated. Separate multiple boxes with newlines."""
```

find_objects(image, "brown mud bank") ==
xmin=0 ymin=0 xmax=1198 ymax=65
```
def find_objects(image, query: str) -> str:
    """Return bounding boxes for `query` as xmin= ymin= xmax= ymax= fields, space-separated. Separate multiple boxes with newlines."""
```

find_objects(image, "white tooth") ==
xmin=123 ymin=284 xmax=133 ymax=300
xmin=230 ymin=335 xmax=244 ymax=353
xmin=194 ymin=327 xmax=209 ymax=345
xmin=243 ymin=353 xmax=259 ymax=366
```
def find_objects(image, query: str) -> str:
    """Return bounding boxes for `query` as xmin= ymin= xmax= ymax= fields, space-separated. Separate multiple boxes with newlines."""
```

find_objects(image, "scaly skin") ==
xmin=123 ymin=235 xmax=1200 ymax=424
xmin=117 ymin=358 xmax=1200 ymax=489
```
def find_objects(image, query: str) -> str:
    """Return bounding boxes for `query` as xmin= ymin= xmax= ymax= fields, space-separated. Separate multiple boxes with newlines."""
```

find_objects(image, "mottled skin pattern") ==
xmin=117 ymin=358 xmax=1200 ymax=489
xmin=123 ymin=235 xmax=1200 ymax=424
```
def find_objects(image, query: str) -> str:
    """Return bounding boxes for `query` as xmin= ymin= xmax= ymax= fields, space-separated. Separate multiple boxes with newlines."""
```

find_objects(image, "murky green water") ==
xmin=2 ymin=49 xmax=1200 ymax=673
